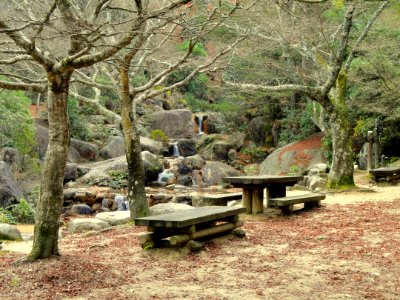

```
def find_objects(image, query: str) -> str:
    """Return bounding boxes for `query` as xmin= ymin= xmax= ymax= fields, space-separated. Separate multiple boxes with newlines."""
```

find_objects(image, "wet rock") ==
xmin=70 ymin=204 xmax=93 ymax=215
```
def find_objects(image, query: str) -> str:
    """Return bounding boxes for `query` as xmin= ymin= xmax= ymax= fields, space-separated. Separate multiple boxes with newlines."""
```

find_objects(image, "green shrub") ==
xmin=0 ymin=208 xmax=16 ymax=224
xmin=0 ymin=90 xmax=36 ymax=156
xmin=8 ymin=198 xmax=35 ymax=224
xmin=177 ymin=40 xmax=207 ymax=57
xmin=67 ymin=97 xmax=92 ymax=141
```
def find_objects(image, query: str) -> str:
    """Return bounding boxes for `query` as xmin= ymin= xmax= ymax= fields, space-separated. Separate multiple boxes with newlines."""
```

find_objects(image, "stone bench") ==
xmin=269 ymin=193 xmax=325 ymax=215
xmin=201 ymin=192 xmax=242 ymax=206
xmin=135 ymin=206 xmax=246 ymax=249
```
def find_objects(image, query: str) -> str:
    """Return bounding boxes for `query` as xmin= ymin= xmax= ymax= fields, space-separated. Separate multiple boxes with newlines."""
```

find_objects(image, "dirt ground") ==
xmin=1 ymin=171 xmax=400 ymax=300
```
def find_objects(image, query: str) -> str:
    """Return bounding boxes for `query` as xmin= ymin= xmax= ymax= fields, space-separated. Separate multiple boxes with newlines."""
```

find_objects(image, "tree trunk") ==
xmin=28 ymin=72 xmax=72 ymax=260
xmin=326 ymin=72 xmax=355 ymax=188
xmin=120 ymin=69 xmax=149 ymax=219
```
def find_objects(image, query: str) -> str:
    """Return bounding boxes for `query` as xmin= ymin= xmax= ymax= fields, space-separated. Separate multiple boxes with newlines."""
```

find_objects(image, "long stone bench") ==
xmin=201 ymin=192 xmax=242 ymax=206
xmin=269 ymin=193 xmax=325 ymax=215
xmin=135 ymin=206 xmax=246 ymax=249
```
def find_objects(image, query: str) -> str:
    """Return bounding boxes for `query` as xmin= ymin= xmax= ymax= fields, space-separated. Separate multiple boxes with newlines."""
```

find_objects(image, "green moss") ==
xmin=326 ymin=175 xmax=355 ymax=189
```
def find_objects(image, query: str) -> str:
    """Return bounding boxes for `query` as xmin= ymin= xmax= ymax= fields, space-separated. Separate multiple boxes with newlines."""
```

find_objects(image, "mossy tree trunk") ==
xmin=120 ymin=67 xmax=149 ymax=219
xmin=326 ymin=71 xmax=355 ymax=188
xmin=28 ymin=71 xmax=72 ymax=260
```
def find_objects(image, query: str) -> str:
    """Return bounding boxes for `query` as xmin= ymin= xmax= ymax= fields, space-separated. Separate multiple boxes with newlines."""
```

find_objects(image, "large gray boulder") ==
xmin=196 ymin=133 xmax=245 ymax=162
xmin=141 ymin=151 xmax=163 ymax=184
xmin=259 ymin=133 xmax=326 ymax=175
xmin=140 ymin=136 xmax=163 ymax=155
xmin=0 ymin=161 xmax=23 ymax=208
xmin=149 ymin=109 xmax=194 ymax=139
xmin=247 ymin=117 xmax=268 ymax=146
xmin=100 ymin=136 xmax=125 ymax=159
xmin=35 ymin=122 xmax=83 ymax=163
xmin=95 ymin=211 xmax=131 ymax=226
xmin=64 ymin=163 xmax=78 ymax=182
xmin=68 ymin=218 xmax=110 ymax=234
xmin=201 ymin=161 xmax=242 ymax=186
xmin=0 ymin=224 xmax=23 ymax=241
xmin=181 ymin=155 xmax=205 ymax=170
xmin=70 ymin=139 xmax=99 ymax=161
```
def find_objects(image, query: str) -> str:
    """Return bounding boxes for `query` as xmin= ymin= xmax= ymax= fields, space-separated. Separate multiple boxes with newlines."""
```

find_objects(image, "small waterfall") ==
xmin=198 ymin=115 xmax=203 ymax=134
xmin=172 ymin=142 xmax=180 ymax=157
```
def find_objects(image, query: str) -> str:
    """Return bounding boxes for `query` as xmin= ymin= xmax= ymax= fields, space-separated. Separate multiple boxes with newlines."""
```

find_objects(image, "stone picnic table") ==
xmin=135 ymin=206 xmax=246 ymax=248
xmin=223 ymin=175 xmax=304 ymax=214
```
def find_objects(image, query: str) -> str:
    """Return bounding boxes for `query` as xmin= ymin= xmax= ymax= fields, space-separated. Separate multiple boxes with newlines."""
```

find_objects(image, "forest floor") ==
xmin=1 ymin=170 xmax=400 ymax=300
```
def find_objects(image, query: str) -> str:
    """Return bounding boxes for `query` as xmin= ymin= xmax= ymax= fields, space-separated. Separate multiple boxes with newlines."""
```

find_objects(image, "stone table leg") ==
xmin=242 ymin=187 xmax=252 ymax=214
xmin=252 ymin=188 xmax=264 ymax=214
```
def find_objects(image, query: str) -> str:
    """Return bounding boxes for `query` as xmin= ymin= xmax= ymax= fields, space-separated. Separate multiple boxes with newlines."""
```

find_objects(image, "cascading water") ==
xmin=198 ymin=115 xmax=203 ymax=134
xmin=172 ymin=142 xmax=180 ymax=157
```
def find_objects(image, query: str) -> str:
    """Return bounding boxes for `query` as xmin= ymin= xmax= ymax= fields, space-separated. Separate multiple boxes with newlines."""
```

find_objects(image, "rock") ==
xmin=80 ymin=151 xmax=162 ymax=185
xmin=247 ymin=117 xmax=268 ymax=146
xmin=140 ymin=136 xmax=163 ymax=155
xmin=177 ymin=175 xmax=193 ymax=186
xmin=0 ymin=147 xmax=20 ymax=168
xmin=201 ymin=161 xmax=242 ymax=186
xmin=149 ymin=109 xmax=194 ymax=139
xmin=70 ymin=204 xmax=93 ymax=215
xmin=0 ymin=161 xmax=23 ymax=208
xmin=259 ymin=133 xmax=326 ymax=175
xmin=64 ymin=163 xmax=78 ymax=183
xmin=149 ymin=203 xmax=194 ymax=216
xmin=95 ymin=211 xmax=131 ymax=226
xmin=0 ymin=224 xmax=23 ymax=241
xmin=100 ymin=136 xmax=125 ymax=159
xmin=308 ymin=176 xmax=327 ymax=192
xmin=181 ymin=155 xmax=205 ymax=170
xmin=68 ymin=218 xmax=110 ymax=234
xmin=212 ymin=142 xmax=231 ymax=161
xmin=70 ymin=139 xmax=99 ymax=161
xmin=177 ymin=139 xmax=196 ymax=157
xmin=141 ymin=151 xmax=163 ymax=184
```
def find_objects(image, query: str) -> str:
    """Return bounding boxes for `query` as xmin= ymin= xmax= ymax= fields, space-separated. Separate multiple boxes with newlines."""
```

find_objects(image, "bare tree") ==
xmin=69 ymin=1 xmax=246 ymax=219
xmin=0 ymin=0 xmax=192 ymax=261
xmin=224 ymin=0 xmax=389 ymax=188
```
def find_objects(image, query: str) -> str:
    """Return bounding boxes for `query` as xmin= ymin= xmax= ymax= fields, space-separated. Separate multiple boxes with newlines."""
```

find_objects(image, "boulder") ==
xmin=247 ymin=117 xmax=268 ymax=146
xmin=149 ymin=202 xmax=194 ymax=216
xmin=64 ymin=163 xmax=78 ymax=183
xmin=68 ymin=218 xmax=110 ymax=234
xmin=80 ymin=151 xmax=162 ymax=185
xmin=35 ymin=122 xmax=82 ymax=162
xmin=70 ymin=204 xmax=93 ymax=215
xmin=180 ymin=155 xmax=205 ymax=170
xmin=141 ymin=151 xmax=163 ymax=184
xmin=95 ymin=211 xmax=131 ymax=226
xmin=0 ymin=224 xmax=23 ymax=241
xmin=149 ymin=109 xmax=194 ymax=139
xmin=70 ymin=139 xmax=99 ymax=161
xmin=259 ymin=133 xmax=326 ymax=175
xmin=140 ymin=136 xmax=163 ymax=155
xmin=100 ymin=136 xmax=125 ymax=159
xmin=196 ymin=133 xmax=245 ymax=162
xmin=201 ymin=161 xmax=242 ymax=186
xmin=177 ymin=139 xmax=196 ymax=157
xmin=0 ymin=161 xmax=23 ymax=208
xmin=0 ymin=147 xmax=20 ymax=168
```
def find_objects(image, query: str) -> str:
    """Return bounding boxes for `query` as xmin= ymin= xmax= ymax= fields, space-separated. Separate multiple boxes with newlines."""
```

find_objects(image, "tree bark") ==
xmin=28 ymin=71 xmax=72 ymax=260
xmin=326 ymin=72 xmax=355 ymax=188
xmin=120 ymin=69 xmax=149 ymax=219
